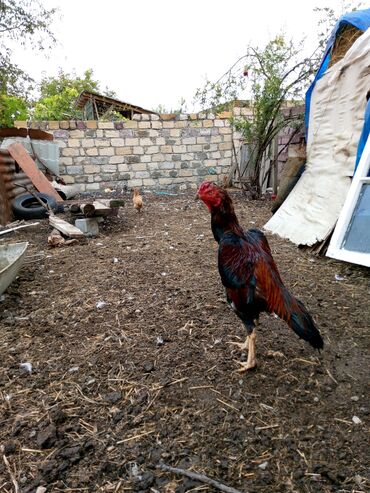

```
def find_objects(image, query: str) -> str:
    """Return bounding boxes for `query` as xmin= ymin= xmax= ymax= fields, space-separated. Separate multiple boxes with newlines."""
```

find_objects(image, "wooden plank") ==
xmin=7 ymin=143 xmax=63 ymax=203
xmin=108 ymin=199 xmax=125 ymax=208
xmin=64 ymin=198 xmax=124 ymax=207
xmin=96 ymin=198 xmax=125 ymax=208
xmin=0 ymin=222 xmax=40 ymax=236
xmin=0 ymin=128 xmax=53 ymax=140
xmin=92 ymin=200 xmax=112 ymax=216
xmin=49 ymin=215 xmax=84 ymax=238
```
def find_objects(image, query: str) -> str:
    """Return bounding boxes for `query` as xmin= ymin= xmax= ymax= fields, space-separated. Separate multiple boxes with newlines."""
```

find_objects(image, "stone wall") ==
xmin=15 ymin=112 xmax=236 ymax=192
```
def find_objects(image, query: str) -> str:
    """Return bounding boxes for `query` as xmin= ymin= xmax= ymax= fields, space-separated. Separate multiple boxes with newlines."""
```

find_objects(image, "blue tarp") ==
xmin=304 ymin=9 xmax=370 ymax=170
xmin=355 ymin=96 xmax=370 ymax=172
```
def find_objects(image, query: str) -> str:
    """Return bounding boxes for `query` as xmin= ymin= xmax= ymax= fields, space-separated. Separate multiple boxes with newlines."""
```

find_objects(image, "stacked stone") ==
xmin=16 ymin=112 xmax=233 ymax=191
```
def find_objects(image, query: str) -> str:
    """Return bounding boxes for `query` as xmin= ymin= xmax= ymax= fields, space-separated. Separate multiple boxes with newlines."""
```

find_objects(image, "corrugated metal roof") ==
xmin=75 ymin=90 xmax=156 ymax=118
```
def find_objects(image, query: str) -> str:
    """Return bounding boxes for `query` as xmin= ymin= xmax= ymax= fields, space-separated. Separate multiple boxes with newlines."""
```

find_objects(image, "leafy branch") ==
xmin=194 ymin=35 xmax=311 ymax=195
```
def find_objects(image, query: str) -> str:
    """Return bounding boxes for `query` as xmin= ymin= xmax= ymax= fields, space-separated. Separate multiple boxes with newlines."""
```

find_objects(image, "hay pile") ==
xmin=329 ymin=24 xmax=363 ymax=68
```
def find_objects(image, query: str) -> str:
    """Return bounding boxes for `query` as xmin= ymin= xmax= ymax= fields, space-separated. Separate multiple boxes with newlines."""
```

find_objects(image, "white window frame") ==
xmin=326 ymin=135 xmax=370 ymax=267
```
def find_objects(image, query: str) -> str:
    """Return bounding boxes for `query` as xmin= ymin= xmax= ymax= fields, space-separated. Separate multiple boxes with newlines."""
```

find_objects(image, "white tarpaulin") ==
xmin=264 ymin=28 xmax=370 ymax=246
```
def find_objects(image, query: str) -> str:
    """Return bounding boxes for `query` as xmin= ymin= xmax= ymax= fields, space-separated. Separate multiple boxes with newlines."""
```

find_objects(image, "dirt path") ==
xmin=0 ymin=190 xmax=369 ymax=492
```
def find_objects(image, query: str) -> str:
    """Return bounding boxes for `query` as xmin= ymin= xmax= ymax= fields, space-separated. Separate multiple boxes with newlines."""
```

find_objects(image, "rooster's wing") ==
xmin=218 ymin=229 xmax=292 ymax=320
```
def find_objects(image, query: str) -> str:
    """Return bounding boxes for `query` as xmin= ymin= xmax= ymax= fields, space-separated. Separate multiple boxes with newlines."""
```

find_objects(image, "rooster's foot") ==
xmin=229 ymin=337 xmax=249 ymax=352
xmin=236 ymin=359 xmax=257 ymax=372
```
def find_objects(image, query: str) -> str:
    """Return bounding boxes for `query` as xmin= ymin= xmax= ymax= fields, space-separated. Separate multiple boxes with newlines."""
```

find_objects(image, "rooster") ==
xmin=196 ymin=181 xmax=323 ymax=371
xmin=132 ymin=188 xmax=143 ymax=212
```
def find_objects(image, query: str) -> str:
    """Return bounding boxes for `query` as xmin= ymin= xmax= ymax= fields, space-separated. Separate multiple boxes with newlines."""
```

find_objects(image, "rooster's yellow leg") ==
xmin=237 ymin=330 xmax=257 ymax=372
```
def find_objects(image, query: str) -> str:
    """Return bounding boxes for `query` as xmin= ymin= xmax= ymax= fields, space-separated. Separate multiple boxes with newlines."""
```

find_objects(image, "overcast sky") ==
xmin=13 ymin=0 xmax=353 ymax=111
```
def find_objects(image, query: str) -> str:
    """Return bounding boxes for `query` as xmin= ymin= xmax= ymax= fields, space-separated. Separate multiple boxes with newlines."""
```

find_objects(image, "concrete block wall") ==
xmin=15 ymin=112 xmax=234 ymax=192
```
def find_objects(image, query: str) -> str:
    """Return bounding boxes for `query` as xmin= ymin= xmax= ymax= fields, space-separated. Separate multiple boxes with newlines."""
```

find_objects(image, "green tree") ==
xmin=38 ymin=69 xmax=99 ymax=100
xmin=0 ymin=94 xmax=29 ymax=127
xmin=0 ymin=0 xmax=57 ymax=96
xmin=32 ymin=69 xmax=116 ymax=120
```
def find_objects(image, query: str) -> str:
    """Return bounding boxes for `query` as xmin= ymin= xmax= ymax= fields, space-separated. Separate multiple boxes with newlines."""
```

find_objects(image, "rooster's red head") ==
xmin=196 ymin=181 xmax=231 ymax=210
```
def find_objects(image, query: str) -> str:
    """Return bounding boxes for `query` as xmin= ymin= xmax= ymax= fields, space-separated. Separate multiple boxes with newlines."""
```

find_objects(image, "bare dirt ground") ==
xmin=0 ymin=190 xmax=369 ymax=493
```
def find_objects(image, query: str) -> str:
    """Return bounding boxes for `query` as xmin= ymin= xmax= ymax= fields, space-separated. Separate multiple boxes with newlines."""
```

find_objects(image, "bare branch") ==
xmin=157 ymin=463 xmax=246 ymax=493
xmin=249 ymin=47 xmax=270 ymax=78
xmin=215 ymin=54 xmax=249 ymax=85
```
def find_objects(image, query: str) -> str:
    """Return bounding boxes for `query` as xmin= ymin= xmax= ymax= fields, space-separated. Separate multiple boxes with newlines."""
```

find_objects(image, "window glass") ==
xmin=342 ymin=183 xmax=370 ymax=253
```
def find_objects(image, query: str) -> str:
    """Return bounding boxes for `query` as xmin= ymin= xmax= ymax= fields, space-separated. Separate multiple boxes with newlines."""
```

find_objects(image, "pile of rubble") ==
xmin=0 ymin=142 xmax=124 ymax=244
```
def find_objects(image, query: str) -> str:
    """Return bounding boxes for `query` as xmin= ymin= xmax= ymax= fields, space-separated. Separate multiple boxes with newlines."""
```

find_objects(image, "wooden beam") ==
xmin=0 ymin=128 xmax=53 ymax=140
xmin=0 ymin=222 xmax=40 ymax=236
xmin=7 ymin=143 xmax=64 ymax=203
xmin=49 ymin=215 xmax=84 ymax=238
xmin=80 ymin=203 xmax=95 ymax=216
xmin=92 ymin=200 xmax=112 ymax=216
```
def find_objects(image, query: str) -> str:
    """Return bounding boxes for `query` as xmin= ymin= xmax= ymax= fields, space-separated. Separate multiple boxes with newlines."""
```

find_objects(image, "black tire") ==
xmin=11 ymin=193 xmax=62 ymax=220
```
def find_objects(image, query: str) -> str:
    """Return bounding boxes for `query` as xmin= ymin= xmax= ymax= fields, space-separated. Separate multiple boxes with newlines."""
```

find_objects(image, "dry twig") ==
xmin=157 ymin=463 xmax=246 ymax=493
xmin=3 ymin=455 xmax=19 ymax=493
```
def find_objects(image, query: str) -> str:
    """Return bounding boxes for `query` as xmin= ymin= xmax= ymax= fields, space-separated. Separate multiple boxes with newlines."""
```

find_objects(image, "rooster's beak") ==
xmin=194 ymin=192 xmax=199 ymax=201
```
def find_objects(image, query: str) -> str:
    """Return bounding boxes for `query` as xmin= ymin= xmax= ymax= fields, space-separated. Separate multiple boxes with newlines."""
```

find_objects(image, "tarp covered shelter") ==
xmin=265 ymin=9 xmax=370 ymax=246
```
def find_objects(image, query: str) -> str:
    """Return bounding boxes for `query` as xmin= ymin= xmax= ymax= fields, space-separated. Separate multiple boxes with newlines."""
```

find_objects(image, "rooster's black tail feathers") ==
xmin=288 ymin=298 xmax=323 ymax=350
